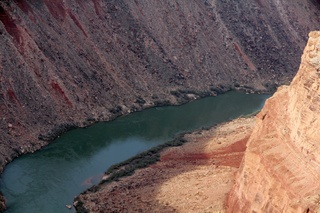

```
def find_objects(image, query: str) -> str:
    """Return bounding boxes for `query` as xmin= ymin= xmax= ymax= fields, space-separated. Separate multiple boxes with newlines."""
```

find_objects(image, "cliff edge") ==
xmin=0 ymin=0 xmax=319 ymax=175
xmin=227 ymin=31 xmax=320 ymax=212
xmin=74 ymin=32 xmax=320 ymax=212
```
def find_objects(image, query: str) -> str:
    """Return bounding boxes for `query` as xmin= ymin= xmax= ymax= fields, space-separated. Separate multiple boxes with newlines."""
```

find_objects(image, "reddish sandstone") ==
xmin=228 ymin=31 xmax=320 ymax=213
xmin=76 ymin=118 xmax=255 ymax=212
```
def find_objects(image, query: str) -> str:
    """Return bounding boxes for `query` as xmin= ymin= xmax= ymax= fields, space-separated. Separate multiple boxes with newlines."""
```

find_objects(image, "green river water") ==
xmin=0 ymin=91 xmax=270 ymax=213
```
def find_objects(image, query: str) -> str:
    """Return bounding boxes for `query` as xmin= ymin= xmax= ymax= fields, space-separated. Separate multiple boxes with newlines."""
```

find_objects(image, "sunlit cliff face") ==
xmin=0 ymin=0 xmax=319 ymax=180
xmin=0 ymin=0 xmax=319 ymax=212
xmin=228 ymin=31 xmax=320 ymax=213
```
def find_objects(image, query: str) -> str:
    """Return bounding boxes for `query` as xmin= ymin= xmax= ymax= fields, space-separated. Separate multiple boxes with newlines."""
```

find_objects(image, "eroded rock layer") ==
xmin=0 ymin=0 xmax=319 ymax=178
xmin=75 ymin=117 xmax=255 ymax=212
xmin=227 ymin=31 xmax=320 ymax=212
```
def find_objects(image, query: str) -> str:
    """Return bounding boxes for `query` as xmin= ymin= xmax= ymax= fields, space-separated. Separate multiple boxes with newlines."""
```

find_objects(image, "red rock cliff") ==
xmin=0 ymin=0 xmax=319 ymax=175
xmin=228 ymin=31 xmax=320 ymax=212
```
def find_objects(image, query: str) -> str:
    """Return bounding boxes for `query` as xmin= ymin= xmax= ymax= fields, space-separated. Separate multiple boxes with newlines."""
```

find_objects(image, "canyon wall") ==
xmin=0 ymin=0 xmax=319 ymax=177
xmin=227 ymin=31 xmax=320 ymax=212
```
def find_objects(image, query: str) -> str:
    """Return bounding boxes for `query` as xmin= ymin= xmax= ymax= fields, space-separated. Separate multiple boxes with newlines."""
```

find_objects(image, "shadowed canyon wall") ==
xmin=74 ymin=32 xmax=320 ymax=212
xmin=227 ymin=31 xmax=320 ymax=212
xmin=0 ymin=0 xmax=319 ymax=182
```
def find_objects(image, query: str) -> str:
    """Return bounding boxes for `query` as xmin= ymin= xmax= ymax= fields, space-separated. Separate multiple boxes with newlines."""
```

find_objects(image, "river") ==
xmin=0 ymin=91 xmax=270 ymax=213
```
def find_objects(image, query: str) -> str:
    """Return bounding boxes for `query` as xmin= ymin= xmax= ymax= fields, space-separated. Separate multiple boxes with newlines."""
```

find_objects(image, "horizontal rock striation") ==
xmin=1 ymin=1 xmax=320 ymax=209
xmin=0 ymin=0 xmax=319 ymax=210
xmin=227 ymin=31 xmax=320 ymax=212
xmin=75 ymin=117 xmax=256 ymax=212
xmin=0 ymin=1 xmax=319 ymax=205
xmin=0 ymin=0 xmax=319 ymax=173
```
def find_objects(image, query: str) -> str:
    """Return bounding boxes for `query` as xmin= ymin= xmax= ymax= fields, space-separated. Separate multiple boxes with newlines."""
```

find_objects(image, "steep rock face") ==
xmin=0 ymin=0 xmax=319 ymax=174
xmin=227 ymin=31 xmax=320 ymax=212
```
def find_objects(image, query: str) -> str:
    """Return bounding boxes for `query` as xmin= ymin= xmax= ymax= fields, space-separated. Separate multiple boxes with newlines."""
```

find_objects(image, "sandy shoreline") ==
xmin=75 ymin=117 xmax=255 ymax=212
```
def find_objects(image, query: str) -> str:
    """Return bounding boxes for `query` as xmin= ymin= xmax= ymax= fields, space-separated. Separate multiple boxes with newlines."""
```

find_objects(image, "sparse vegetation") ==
xmin=109 ymin=105 xmax=122 ymax=114
xmin=0 ymin=192 xmax=6 ymax=212
xmin=38 ymin=123 xmax=77 ymax=141
xmin=74 ymin=198 xmax=89 ymax=213
xmin=135 ymin=96 xmax=146 ymax=105
xmin=170 ymin=90 xmax=181 ymax=97
xmin=74 ymin=132 xmax=189 ymax=212
xmin=154 ymin=100 xmax=171 ymax=106
xmin=99 ymin=136 xmax=187 ymax=185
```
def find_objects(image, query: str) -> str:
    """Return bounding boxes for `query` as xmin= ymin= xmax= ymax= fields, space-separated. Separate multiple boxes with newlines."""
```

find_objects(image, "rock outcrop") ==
xmin=74 ymin=32 xmax=320 ymax=212
xmin=227 ymin=31 xmax=320 ymax=212
xmin=0 ymin=0 xmax=319 ymax=174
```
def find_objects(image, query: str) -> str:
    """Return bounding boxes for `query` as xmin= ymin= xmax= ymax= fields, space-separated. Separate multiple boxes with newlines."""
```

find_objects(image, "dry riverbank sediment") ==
xmin=75 ymin=117 xmax=255 ymax=212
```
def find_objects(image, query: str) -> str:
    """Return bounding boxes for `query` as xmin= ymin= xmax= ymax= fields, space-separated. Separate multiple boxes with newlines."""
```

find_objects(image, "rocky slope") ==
xmin=227 ymin=31 xmax=320 ymax=212
xmin=0 ymin=0 xmax=320 ymax=211
xmin=0 ymin=0 xmax=319 ymax=176
xmin=75 ymin=31 xmax=320 ymax=212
